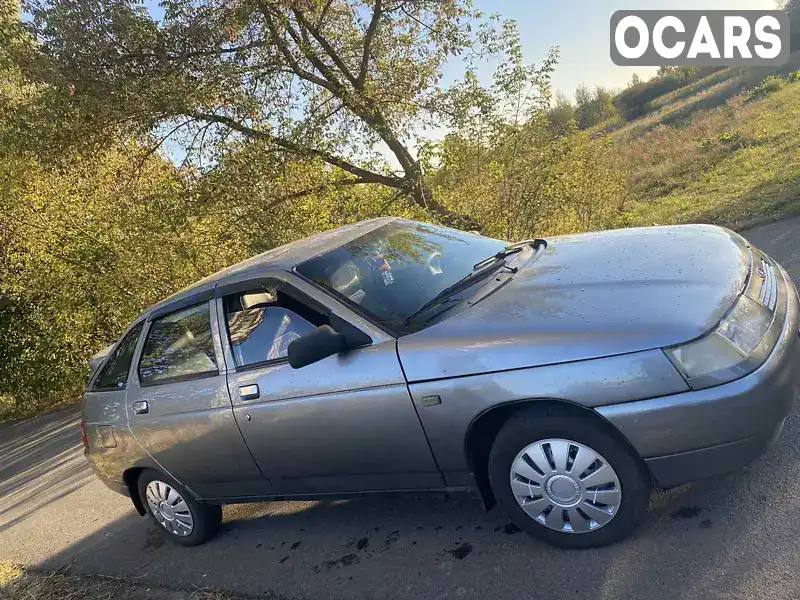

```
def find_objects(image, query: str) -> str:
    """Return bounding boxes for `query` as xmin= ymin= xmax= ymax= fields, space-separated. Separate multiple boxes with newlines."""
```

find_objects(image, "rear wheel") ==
xmin=137 ymin=469 xmax=222 ymax=547
xmin=488 ymin=411 xmax=651 ymax=549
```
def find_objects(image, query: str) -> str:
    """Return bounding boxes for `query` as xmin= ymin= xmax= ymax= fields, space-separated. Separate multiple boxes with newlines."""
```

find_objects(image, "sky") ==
xmin=448 ymin=0 xmax=778 ymax=99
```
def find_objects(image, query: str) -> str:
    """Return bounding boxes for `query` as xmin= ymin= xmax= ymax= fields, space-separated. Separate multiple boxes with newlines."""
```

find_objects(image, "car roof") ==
xmin=141 ymin=217 xmax=399 ymax=320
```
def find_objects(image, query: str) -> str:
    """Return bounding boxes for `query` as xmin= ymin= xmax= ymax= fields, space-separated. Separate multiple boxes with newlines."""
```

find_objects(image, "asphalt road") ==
xmin=3 ymin=216 xmax=800 ymax=600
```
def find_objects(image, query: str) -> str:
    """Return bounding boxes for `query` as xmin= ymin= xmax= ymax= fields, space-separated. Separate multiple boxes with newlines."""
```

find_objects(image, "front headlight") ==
xmin=665 ymin=294 xmax=773 ymax=388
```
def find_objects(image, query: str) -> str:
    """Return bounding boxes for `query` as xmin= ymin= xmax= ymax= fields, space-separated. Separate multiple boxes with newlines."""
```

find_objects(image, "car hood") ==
xmin=398 ymin=225 xmax=751 ymax=382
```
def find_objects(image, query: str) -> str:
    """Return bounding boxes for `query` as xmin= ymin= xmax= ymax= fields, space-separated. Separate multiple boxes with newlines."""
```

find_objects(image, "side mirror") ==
xmin=287 ymin=323 xmax=371 ymax=369
xmin=287 ymin=325 xmax=344 ymax=369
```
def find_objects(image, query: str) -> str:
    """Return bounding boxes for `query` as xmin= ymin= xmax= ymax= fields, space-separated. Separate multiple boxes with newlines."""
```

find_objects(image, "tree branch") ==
xmin=316 ymin=0 xmax=334 ymax=29
xmin=258 ymin=1 xmax=338 ymax=92
xmin=264 ymin=178 xmax=374 ymax=212
xmin=192 ymin=112 xmax=402 ymax=188
xmin=258 ymin=0 xmax=348 ymax=92
xmin=292 ymin=8 xmax=360 ymax=88
xmin=116 ymin=41 xmax=269 ymax=63
xmin=357 ymin=0 xmax=382 ymax=89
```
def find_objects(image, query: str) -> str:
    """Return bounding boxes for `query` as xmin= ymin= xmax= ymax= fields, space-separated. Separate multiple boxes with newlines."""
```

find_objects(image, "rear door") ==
xmin=217 ymin=274 xmax=443 ymax=495
xmin=126 ymin=294 xmax=269 ymax=499
xmin=82 ymin=321 xmax=145 ymax=476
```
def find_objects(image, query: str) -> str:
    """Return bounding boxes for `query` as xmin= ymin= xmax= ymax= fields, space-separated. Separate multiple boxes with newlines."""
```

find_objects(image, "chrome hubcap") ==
xmin=509 ymin=438 xmax=622 ymax=534
xmin=145 ymin=480 xmax=194 ymax=537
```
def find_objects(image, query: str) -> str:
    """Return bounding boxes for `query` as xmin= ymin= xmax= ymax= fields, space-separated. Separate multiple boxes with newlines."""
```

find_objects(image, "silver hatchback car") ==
xmin=82 ymin=218 xmax=799 ymax=549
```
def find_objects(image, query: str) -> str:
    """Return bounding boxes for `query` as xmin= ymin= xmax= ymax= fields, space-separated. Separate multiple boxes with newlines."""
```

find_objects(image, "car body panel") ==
xmin=408 ymin=349 xmax=689 ymax=484
xmin=126 ymin=300 xmax=268 ymax=498
xmin=83 ymin=387 xmax=142 ymax=491
xmin=398 ymin=225 xmax=750 ymax=381
xmin=216 ymin=275 xmax=443 ymax=495
xmin=80 ymin=220 xmax=798 ymax=512
xmin=598 ymin=263 xmax=799 ymax=486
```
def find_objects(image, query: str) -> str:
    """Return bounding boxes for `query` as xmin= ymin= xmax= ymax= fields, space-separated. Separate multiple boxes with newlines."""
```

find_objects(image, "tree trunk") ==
xmin=403 ymin=163 xmax=483 ymax=232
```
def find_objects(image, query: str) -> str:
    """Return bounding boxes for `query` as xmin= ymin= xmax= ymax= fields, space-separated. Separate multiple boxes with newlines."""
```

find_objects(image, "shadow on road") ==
xmin=0 ymin=407 xmax=92 ymax=535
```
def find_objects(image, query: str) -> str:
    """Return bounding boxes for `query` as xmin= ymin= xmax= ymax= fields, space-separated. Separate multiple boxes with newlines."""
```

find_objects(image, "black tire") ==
xmin=488 ymin=409 xmax=651 ymax=549
xmin=137 ymin=469 xmax=222 ymax=547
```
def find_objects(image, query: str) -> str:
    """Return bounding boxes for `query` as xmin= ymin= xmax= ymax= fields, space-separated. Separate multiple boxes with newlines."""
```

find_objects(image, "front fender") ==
xmin=406 ymin=349 xmax=688 ymax=483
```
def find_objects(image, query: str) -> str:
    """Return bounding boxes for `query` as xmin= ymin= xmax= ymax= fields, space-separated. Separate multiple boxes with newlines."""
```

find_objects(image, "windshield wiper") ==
xmin=472 ymin=239 xmax=545 ymax=271
xmin=402 ymin=261 xmax=509 ymax=326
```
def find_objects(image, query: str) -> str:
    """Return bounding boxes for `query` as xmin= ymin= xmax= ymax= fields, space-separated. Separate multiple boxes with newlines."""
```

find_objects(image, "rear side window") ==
xmin=93 ymin=322 xmax=145 ymax=391
xmin=138 ymin=302 xmax=218 ymax=386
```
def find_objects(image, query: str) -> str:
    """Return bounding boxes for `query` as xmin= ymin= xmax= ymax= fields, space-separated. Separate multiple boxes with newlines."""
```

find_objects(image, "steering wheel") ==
xmin=425 ymin=251 xmax=444 ymax=276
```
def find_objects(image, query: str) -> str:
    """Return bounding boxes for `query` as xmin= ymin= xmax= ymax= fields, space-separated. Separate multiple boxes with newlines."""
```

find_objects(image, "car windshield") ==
xmin=295 ymin=221 xmax=507 ymax=331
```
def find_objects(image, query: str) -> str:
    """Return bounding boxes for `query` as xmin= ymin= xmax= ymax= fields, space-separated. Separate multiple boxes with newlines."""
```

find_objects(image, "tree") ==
xmin=547 ymin=90 xmax=575 ymax=137
xmin=18 ymin=0 xmax=549 ymax=226
xmin=574 ymin=84 xmax=617 ymax=130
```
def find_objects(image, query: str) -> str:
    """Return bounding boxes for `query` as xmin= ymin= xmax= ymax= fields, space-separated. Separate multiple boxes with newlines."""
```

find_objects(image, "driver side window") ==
xmin=223 ymin=286 xmax=325 ymax=368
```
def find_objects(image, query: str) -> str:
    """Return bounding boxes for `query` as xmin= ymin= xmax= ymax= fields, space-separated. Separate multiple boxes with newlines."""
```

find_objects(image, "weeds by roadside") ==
xmin=0 ymin=562 xmax=264 ymax=600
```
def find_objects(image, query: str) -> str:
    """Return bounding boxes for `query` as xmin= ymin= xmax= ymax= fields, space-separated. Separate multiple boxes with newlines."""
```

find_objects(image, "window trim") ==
xmin=136 ymin=300 xmax=220 ymax=389
xmin=229 ymin=356 xmax=288 ymax=373
xmin=137 ymin=368 xmax=221 ymax=389
xmin=220 ymin=283 xmax=317 ymax=372
xmin=89 ymin=321 xmax=146 ymax=393
xmin=148 ymin=289 xmax=215 ymax=321
xmin=213 ymin=271 xmax=384 ymax=375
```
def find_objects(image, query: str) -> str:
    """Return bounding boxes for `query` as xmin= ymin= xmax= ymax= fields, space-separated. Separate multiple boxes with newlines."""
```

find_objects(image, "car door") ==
xmin=217 ymin=273 xmax=443 ymax=495
xmin=82 ymin=320 xmax=146 ymax=481
xmin=126 ymin=292 xmax=270 ymax=499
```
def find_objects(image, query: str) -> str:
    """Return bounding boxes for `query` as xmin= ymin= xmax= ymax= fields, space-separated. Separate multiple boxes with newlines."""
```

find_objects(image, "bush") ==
xmin=747 ymin=76 xmax=787 ymax=103
xmin=574 ymin=85 xmax=618 ymax=130
xmin=431 ymin=122 xmax=629 ymax=240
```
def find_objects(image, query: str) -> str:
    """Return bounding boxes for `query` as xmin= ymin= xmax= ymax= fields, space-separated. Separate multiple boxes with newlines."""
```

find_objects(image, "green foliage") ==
xmin=718 ymin=131 xmax=744 ymax=147
xmin=15 ymin=0 xmax=559 ymax=225
xmin=573 ymin=84 xmax=618 ymax=130
xmin=546 ymin=91 xmax=576 ymax=137
xmin=431 ymin=121 xmax=628 ymax=240
xmin=612 ymin=68 xmax=800 ymax=231
xmin=747 ymin=76 xmax=787 ymax=103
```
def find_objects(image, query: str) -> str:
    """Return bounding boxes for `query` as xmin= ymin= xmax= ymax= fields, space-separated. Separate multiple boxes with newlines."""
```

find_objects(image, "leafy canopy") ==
xmin=20 ymin=0 xmax=555 ymax=223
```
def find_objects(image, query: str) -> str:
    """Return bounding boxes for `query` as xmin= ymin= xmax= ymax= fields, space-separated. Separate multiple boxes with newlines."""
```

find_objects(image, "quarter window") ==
xmin=224 ymin=287 xmax=318 ymax=368
xmin=138 ymin=303 xmax=218 ymax=386
xmin=93 ymin=322 xmax=145 ymax=391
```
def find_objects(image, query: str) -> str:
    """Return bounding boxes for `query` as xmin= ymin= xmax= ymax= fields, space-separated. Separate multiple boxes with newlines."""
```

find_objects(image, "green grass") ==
xmin=608 ymin=53 xmax=800 ymax=231
xmin=610 ymin=53 xmax=800 ymax=142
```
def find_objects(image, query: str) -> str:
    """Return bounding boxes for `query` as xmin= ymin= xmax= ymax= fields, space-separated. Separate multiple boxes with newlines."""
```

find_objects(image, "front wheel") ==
xmin=137 ymin=469 xmax=222 ymax=547
xmin=488 ymin=411 xmax=651 ymax=549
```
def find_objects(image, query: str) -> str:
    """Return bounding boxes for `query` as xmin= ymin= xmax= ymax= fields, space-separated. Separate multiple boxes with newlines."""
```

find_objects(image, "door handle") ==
xmin=239 ymin=384 xmax=260 ymax=401
xmin=131 ymin=401 xmax=149 ymax=415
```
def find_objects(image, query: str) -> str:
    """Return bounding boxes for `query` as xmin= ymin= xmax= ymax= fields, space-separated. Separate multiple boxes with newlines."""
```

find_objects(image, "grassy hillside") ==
xmin=605 ymin=53 xmax=800 ymax=231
